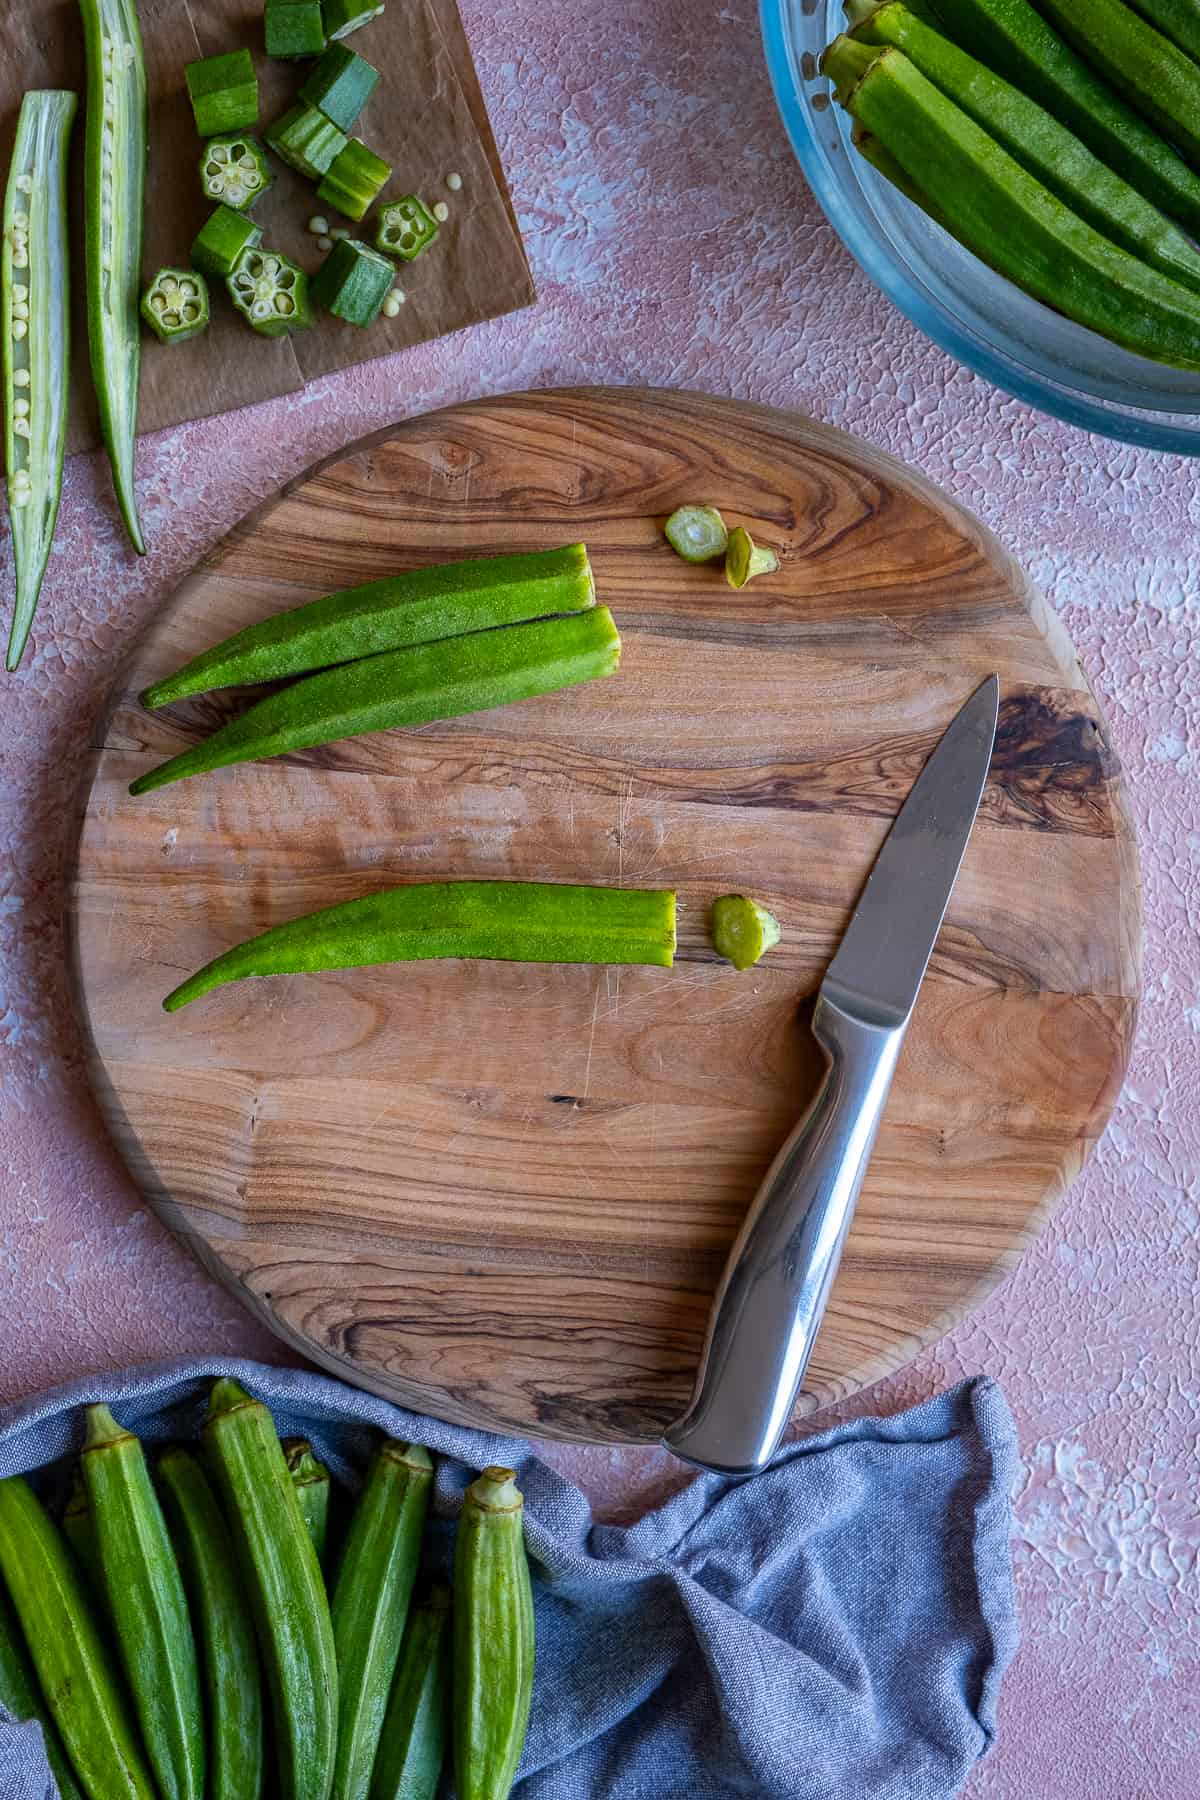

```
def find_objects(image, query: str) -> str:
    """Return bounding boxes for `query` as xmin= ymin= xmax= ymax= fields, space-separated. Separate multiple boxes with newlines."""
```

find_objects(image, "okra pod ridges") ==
xmin=80 ymin=0 xmax=147 ymax=553
xmin=4 ymin=90 xmax=76 ymax=670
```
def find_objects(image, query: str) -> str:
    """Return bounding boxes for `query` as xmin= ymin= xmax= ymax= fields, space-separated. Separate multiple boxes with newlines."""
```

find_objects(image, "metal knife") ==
xmin=663 ymin=675 xmax=1000 ymax=1477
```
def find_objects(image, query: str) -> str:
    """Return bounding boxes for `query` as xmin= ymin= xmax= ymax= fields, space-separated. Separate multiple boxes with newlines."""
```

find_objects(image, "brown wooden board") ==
xmin=67 ymin=388 xmax=1141 ymax=1443
xmin=0 ymin=0 xmax=533 ymax=454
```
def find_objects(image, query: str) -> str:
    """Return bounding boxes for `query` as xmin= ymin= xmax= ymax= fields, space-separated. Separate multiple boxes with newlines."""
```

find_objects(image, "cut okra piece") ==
xmin=192 ymin=205 xmax=263 ymax=278
xmin=316 ymin=139 xmax=391 ymax=220
xmin=311 ymin=236 xmax=394 ymax=324
xmin=664 ymin=505 xmax=728 ymax=563
xmin=141 ymin=268 xmax=210 ymax=344
xmin=299 ymin=44 xmax=379 ymax=131
xmin=200 ymin=134 xmax=273 ymax=211
xmin=725 ymin=525 xmax=779 ymax=589
xmin=375 ymin=195 xmax=438 ymax=261
xmin=265 ymin=0 xmax=327 ymax=59
xmin=321 ymin=0 xmax=384 ymax=41
xmin=711 ymin=895 xmax=781 ymax=971
xmin=266 ymin=102 xmax=348 ymax=178
xmin=228 ymin=248 xmax=312 ymax=336
xmin=186 ymin=50 xmax=259 ymax=137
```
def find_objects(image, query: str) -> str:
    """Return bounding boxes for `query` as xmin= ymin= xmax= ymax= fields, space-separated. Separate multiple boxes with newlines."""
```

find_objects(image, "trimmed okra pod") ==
xmin=725 ymin=525 xmax=779 ymax=588
xmin=369 ymin=1585 xmax=452 ymax=1800
xmin=192 ymin=205 xmax=263 ymax=278
xmin=454 ymin=1468 xmax=535 ymax=1800
xmin=300 ymin=43 xmax=380 ymax=128
xmin=375 ymin=195 xmax=438 ymax=260
xmin=141 ymin=268 xmax=210 ymax=343
xmin=0 ymin=1574 xmax=84 ymax=1800
xmin=711 ymin=894 xmax=781 ymax=971
xmin=322 ymin=0 xmax=385 ymax=40
xmin=283 ymin=1440 xmax=332 ymax=1567
xmin=663 ymin=504 xmax=728 ymax=563
xmin=186 ymin=50 xmax=259 ymax=137
xmin=131 ymin=603 xmax=622 ymax=797
xmin=228 ymin=248 xmax=312 ymax=336
xmin=267 ymin=101 xmax=348 ymax=177
xmin=311 ymin=234 xmax=394 ymax=322
xmin=162 ymin=879 xmax=677 ymax=1011
xmin=200 ymin=133 xmax=273 ymax=210
xmin=140 ymin=542 xmax=596 ymax=708
xmin=80 ymin=0 xmax=147 ymax=555
xmin=83 ymin=1404 xmax=206 ymax=1800
xmin=266 ymin=0 xmax=328 ymax=59
xmin=317 ymin=139 xmax=392 ymax=220
xmin=331 ymin=1441 xmax=433 ymax=1800
xmin=3 ymin=89 xmax=75 ymax=672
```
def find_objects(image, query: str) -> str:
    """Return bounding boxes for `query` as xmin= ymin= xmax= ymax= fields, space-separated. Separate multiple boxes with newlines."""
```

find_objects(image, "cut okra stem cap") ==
xmin=664 ymin=504 xmax=728 ymax=563
xmin=711 ymin=894 xmax=781 ymax=971
xmin=725 ymin=525 xmax=780 ymax=589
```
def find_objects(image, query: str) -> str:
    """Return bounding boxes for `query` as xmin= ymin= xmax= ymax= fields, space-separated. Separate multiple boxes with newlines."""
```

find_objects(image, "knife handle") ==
xmin=662 ymin=992 xmax=906 ymax=1477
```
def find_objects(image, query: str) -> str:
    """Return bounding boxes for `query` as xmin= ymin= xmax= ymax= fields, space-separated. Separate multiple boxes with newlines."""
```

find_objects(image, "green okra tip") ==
xmin=207 ymin=1377 xmax=255 ymax=1419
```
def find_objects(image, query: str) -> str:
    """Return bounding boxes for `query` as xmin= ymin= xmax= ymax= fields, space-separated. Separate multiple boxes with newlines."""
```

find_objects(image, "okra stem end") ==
xmin=82 ymin=1402 xmax=129 ymax=1449
xmin=207 ymin=1378 xmax=255 ymax=1419
xmin=469 ymin=1466 xmax=523 ymax=1512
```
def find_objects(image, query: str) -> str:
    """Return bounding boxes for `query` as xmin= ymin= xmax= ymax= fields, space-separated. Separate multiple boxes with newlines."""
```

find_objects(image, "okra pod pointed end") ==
xmin=207 ymin=1378 xmax=255 ymax=1419
xmin=82 ymin=1402 xmax=129 ymax=1449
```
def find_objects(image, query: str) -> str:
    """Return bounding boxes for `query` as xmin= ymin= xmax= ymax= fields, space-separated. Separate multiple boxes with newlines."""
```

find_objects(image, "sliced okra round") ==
xmin=374 ymin=195 xmax=438 ymax=262
xmin=140 ymin=268 xmax=210 ymax=343
xmin=199 ymin=133 xmax=273 ymax=211
xmin=227 ymin=248 xmax=312 ymax=336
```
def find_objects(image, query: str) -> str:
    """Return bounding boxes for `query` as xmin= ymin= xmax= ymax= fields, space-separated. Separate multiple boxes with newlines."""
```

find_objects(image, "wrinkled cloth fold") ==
xmin=0 ymin=1356 xmax=1019 ymax=1799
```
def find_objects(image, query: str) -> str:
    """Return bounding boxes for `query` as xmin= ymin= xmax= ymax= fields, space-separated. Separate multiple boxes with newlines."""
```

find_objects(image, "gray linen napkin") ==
xmin=0 ymin=1356 xmax=1019 ymax=1799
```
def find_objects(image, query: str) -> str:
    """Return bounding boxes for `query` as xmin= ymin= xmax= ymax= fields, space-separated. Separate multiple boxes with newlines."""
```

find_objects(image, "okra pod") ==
xmin=83 ymin=1404 xmax=205 ymax=1800
xmin=130 ymin=602 xmax=621 ymax=796
xmin=62 ymin=1464 xmax=103 ymax=1593
xmin=163 ymin=879 xmax=677 ymax=1011
xmin=331 ymin=1441 xmax=433 ymax=1800
xmin=80 ymin=0 xmax=147 ymax=554
xmin=1036 ymin=0 xmax=1200 ymax=164
xmin=158 ymin=1448 xmax=266 ymax=1800
xmin=852 ymin=122 xmax=950 ymax=225
xmin=311 ymin=235 xmax=396 ymax=324
xmin=284 ymin=1439 xmax=332 ymax=1568
xmin=369 ymin=1585 xmax=451 ymax=1800
xmin=141 ymin=542 xmax=595 ymax=708
xmin=202 ymin=1379 xmax=337 ymax=1800
xmin=1126 ymin=0 xmax=1200 ymax=64
xmin=317 ymin=140 xmax=392 ymax=222
xmin=0 ymin=1574 xmax=84 ymax=1800
xmin=453 ymin=1468 xmax=535 ymax=1800
xmin=711 ymin=894 xmax=781 ymax=971
xmin=0 ymin=1475 xmax=156 ymax=1800
xmin=850 ymin=5 xmax=1200 ymax=295
xmin=3 ymin=90 xmax=75 ymax=672
xmin=826 ymin=44 xmax=1200 ymax=367
xmin=918 ymin=0 xmax=1200 ymax=229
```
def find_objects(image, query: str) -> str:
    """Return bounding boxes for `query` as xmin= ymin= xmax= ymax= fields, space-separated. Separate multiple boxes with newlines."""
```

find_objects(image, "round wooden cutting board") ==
xmin=69 ymin=387 xmax=1140 ymax=1443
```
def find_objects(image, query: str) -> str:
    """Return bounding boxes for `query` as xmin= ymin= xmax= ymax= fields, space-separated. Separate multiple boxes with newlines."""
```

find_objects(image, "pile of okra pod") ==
xmin=0 ymin=1380 xmax=535 ymax=1800
xmin=823 ymin=0 xmax=1200 ymax=366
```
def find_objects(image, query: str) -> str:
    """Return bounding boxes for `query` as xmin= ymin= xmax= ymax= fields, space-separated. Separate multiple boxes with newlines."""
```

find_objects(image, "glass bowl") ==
xmin=761 ymin=0 xmax=1200 ymax=453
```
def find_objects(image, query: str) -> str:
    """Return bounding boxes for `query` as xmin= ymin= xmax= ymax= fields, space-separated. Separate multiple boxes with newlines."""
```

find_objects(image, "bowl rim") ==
xmin=759 ymin=0 xmax=1200 ymax=456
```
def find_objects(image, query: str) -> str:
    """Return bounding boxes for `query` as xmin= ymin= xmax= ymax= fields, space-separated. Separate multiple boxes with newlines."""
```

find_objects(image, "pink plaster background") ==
xmin=1 ymin=2 xmax=1198 ymax=1794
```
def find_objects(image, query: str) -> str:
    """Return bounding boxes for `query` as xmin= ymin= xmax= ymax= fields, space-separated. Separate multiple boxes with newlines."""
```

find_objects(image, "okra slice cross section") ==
xmin=375 ymin=195 xmax=438 ymax=260
xmin=80 ymin=0 xmax=147 ymax=554
xmin=163 ymin=880 xmax=679 ymax=1011
xmin=200 ymin=133 xmax=273 ymax=210
xmin=3 ymin=89 xmax=76 ymax=672
xmin=228 ymin=248 xmax=312 ymax=335
xmin=141 ymin=268 xmax=210 ymax=343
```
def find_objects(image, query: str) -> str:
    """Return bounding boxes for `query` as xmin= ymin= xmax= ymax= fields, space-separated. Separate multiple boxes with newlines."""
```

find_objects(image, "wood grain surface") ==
xmin=67 ymin=387 xmax=1141 ymax=1443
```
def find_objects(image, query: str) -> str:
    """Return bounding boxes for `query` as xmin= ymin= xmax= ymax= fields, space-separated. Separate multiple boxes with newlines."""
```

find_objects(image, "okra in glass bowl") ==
xmin=761 ymin=0 xmax=1200 ymax=452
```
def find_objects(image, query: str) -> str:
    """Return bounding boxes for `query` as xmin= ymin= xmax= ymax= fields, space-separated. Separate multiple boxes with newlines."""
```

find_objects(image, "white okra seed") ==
xmin=14 ymin=369 xmax=30 ymax=387
xmin=14 ymin=399 xmax=29 ymax=417
xmin=11 ymin=320 xmax=27 ymax=339
xmin=13 ymin=417 xmax=30 ymax=437
xmin=13 ymin=212 xmax=28 ymax=228
xmin=12 ymin=285 xmax=27 ymax=301
xmin=308 ymin=216 xmax=329 ymax=235
xmin=13 ymin=303 xmax=28 ymax=321
xmin=317 ymin=235 xmax=333 ymax=250
xmin=433 ymin=201 xmax=449 ymax=221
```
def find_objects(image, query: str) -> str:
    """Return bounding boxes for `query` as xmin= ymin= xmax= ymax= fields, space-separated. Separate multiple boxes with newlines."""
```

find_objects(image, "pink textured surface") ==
xmin=0 ymin=3 xmax=1196 ymax=1794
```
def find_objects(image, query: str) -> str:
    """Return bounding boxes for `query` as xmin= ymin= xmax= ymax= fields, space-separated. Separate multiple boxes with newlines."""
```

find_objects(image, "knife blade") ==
xmin=663 ymin=675 xmax=1000 ymax=1476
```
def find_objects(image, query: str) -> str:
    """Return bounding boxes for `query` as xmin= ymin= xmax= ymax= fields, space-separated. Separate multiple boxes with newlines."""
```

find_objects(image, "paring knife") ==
xmin=663 ymin=675 xmax=1000 ymax=1477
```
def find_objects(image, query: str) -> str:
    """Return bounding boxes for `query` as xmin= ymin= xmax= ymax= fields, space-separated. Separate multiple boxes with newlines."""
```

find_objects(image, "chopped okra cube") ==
xmin=141 ymin=269 xmax=211 ymax=344
xmin=321 ymin=0 xmax=384 ymax=41
xmin=266 ymin=101 xmax=348 ymax=178
xmin=186 ymin=50 xmax=259 ymax=137
xmin=265 ymin=0 xmax=327 ymax=59
xmin=374 ymin=195 xmax=439 ymax=261
xmin=299 ymin=44 xmax=379 ymax=131
xmin=228 ymin=248 xmax=313 ymax=336
xmin=316 ymin=139 xmax=391 ymax=220
xmin=200 ymin=134 xmax=273 ymax=210
xmin=192 ymin=205 xmax=264 ymax=278
xmin=311 ymin=236 xmax=394 ymax=324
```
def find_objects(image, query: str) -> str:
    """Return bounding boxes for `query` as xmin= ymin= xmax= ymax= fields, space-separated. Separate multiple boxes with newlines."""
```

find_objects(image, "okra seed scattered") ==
xmin=433 ymin=201 xmax=449 ymax=221
xmin=308 ymin=215 xmax=329 ymax=235
xmin=317 ymin=235 xmax=333 ymax=250
xmin=381 ymin=293 xmax=401 ymax=317
xmin=446 ymin=170 xmax=462 ymax=190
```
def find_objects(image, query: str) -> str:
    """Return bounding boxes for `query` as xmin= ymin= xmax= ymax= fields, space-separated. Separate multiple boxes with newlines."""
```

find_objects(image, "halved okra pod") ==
xmin=0 ymin=1571 xmax=84 ymax=1800
xmin=283 ymin=1440 xmax=332 ymax=1568
xmin=370 ymin=1585 xmax=452 ymax=1800
xmin=3 ymin=89 xmax=75 ymax=672
xmin=331 ymin=1441 xmax=433 ymax=1800
xmin=454 ymin=1468 xmax=535 ymax=1800
xmin=130 ymin=603 xmax=621 ymax=795
xmin=83 ymin=1404 xmax=206 ymax=1800
xmin=202 ymin=1379 xmax=337 ymax=1800
xmin=139 ymin=542 xmax=596 ymax=709
xmin=0 ymin=1474 xmax=157 ymax=1800
xmin=162 ymin=879 xmax=677 ymax=1012
xmin=80 ymin=0 xmax=147 ymax=554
